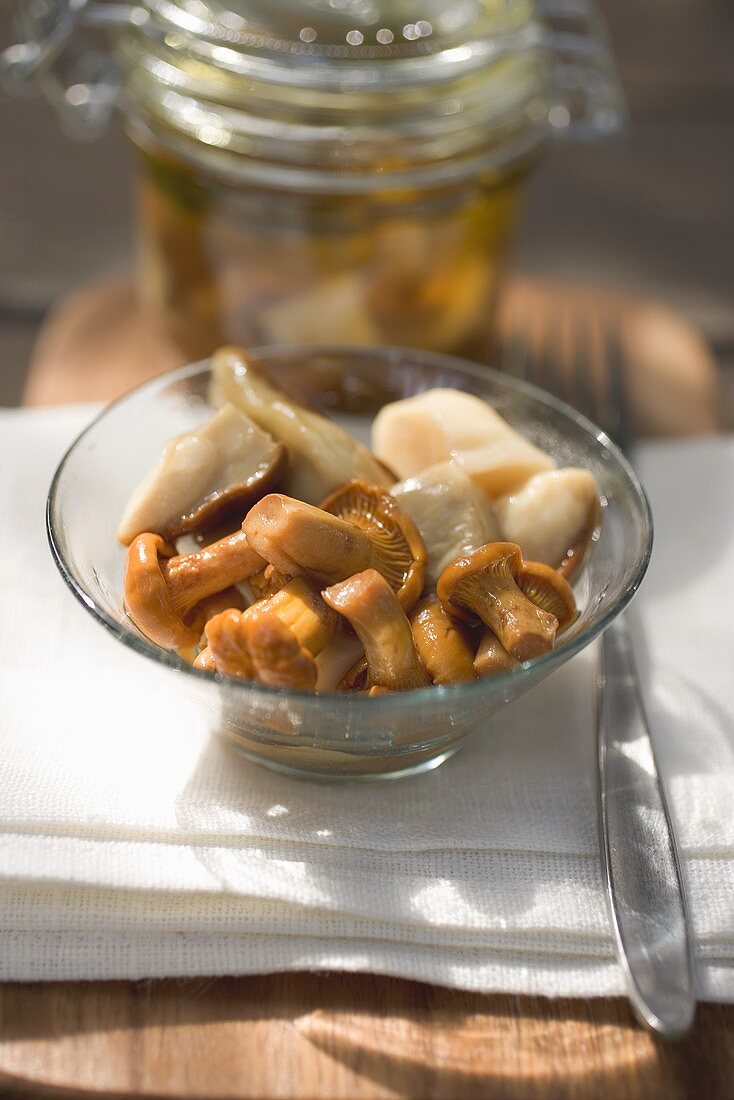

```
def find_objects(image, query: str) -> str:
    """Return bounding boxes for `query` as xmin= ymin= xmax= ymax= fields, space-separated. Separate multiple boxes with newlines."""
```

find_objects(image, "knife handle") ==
xmin=598 ymin=615 xmax=695 ymax=1037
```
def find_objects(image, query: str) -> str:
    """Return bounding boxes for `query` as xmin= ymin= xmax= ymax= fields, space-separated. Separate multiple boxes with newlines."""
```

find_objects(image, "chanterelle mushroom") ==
xmin=496 ymin=468 xmax=601 ymax=580
xmin=323 ymin=570 xmax=431 ymax=692
xmin=437 ymin=542 xmax=559 ymax=661
xmin=410 ymin=598 xmax=477 ymax=685
xmin=239 ymin=577 xmax=341 ymax=690
xmin=516 ymin=560 xmax=577 ymax=630
xmin=319 ymin=479 xmax=426 ymax=609
xmin=117 ymin=404 xmax=285 ymax=545
xmin=391 ymin=461 xmax=500 ymax=587
xmin=243 ymin=489 xmax=426 ymax=607
xmin=209 ymin=346 xmax=390 ymax=504
xmin=473 ymin=631 xmax=519 ymax=678
xmin=202 ymin=608 xmax=254 ymax=680
xmin=372 ymin=389 xmax=555 ymax=499
xmin=124 ymin=530 xmax=263 ymax=650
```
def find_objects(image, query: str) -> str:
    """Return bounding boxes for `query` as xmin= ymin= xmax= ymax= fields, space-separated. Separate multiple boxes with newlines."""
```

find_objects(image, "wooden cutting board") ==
xmin=3 ymin=276 xmax=731 ymax=1098
xmin=23 ymin=275 xmax=721 ymax=440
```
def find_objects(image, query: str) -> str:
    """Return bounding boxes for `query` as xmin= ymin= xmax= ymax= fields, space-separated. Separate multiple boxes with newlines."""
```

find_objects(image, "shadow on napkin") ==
xmin=172 ymin=653 xmax=604 ymax=936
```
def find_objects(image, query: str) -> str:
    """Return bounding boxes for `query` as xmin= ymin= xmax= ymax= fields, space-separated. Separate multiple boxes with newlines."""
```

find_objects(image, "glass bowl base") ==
xmin=225 ymin=735 xmax=463 ymax=782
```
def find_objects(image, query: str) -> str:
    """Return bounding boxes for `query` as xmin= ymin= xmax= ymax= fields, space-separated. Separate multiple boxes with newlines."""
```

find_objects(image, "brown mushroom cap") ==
xmin=163 ymin=442 xmax=286 ymax=541
xmin=437 ymin=542 xmax=559 ymax=662
xmin=320 ymin=479 xmax=427 ymax=611
xmin=410 ymin=597 xmax=477 ymax=685
xmin=517 ymin=561 xmax=577 ymax=630
xmin=323 ymin=569 xmax=430 ymax=692
xmin=124 ymin=532 xmax=200 ymax=650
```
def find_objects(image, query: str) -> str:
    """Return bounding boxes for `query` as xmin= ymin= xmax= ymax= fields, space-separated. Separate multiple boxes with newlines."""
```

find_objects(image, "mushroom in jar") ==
xmin=473 ymin=630 xmax=519 ymax=678
xmin=319 ymin=479 xmax=427 ymax=610
xmin=237 ymin=577 xmax=341 ymax=690
xmin=410 ymin=597 xmax=477 ymax=685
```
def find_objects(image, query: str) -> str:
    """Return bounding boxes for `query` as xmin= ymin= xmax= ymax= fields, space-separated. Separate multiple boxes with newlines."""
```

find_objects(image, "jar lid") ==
xmin=141 ymin=0 xmax=538 ymax=87
xmin=1 ymin=0 xmax=624 ymax=187
xmin=121 ymin=0 xmax=561 ymax=189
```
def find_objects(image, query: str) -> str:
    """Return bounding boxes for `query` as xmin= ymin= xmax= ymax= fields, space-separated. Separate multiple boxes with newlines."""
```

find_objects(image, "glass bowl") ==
xmin=47 ymin=346 xmax=652 ymax=781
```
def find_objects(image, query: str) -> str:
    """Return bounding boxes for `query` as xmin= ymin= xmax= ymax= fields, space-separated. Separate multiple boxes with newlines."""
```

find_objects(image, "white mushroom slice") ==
xmin=496 ymin=468 xmax=601 ymax=579
xmin=392 ymin=461 xmax=500 ymax=586
xmin=371 ymin=388 xmax=555 ymax=498
xmin=210 ymin=347 xmax=391 ymax=504
xmin=260 ymin=272 xmax=381 ymax=346
xmin=117 ymin=404 xmax=284 ymax=545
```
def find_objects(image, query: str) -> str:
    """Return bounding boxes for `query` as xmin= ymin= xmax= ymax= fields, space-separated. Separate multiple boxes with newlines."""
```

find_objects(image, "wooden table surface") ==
xmin=1 ymin=976 xmax=733 ymax=1099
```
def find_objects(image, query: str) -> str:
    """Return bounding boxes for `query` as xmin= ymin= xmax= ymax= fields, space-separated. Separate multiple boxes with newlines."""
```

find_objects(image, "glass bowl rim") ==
xmin=46 ymin=343 xmax=653 ymax=708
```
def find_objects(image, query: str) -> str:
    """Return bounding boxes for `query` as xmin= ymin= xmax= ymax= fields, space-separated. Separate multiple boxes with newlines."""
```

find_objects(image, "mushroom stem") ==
xmin=124 ymin=533 xmax=200 ymax=649
xmin=410 ymin=598 xmax=477 ymax=685
xmin=244 ymin=495 xmax=374 ymax=584
xmin=264 ymin=578 xmax=339 ymax=655
xmin=186 ymin=586 xmax=247 ymax=642
xmin=239 ymin=609 xmax=319 ymax=691
xmin=203 ymin=609 xmax=255 ymax=680
xmin=239 ymin=577 xmax=340 ymax=690
xmin=163 ymin=530 xmax=264 ymax=616
xmin=473 ymin=630 xmax=519 ymax=678
xmin=323 ymin=570 xmax=430 ymax=692
xmin=437 ymin=542 xmax=558 ymax=661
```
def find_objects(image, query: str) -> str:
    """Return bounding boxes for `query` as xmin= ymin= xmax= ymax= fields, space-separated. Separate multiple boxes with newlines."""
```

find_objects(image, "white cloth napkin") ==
xmin=1 ymin=406 xmax=732 ymax=1000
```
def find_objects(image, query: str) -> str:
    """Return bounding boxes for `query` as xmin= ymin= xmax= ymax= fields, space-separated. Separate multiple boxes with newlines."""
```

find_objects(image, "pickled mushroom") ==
xmin=410 ymin=598 xmax=477 ymax=685
xmin=371 ymin=388 xmax=555 ymax=499
xmin=319 ymin=479 xmax=427 ymax=610
xmin=391 ymin=461 xmax=500 ymax=587
xmin=474 ymin=630 xmax=519 ymax=678
xmin=496 ymin=468 xmax=601 ymax=580
xmin=209 ymin=346 xmax=391 ymax=504
xmin=117 ymin=403 xmax=285 ymax=545
xmin=437 ymin=542 xmax=558 ymax=662
xmin=323 ymin=570 xmax=431 ymax=693
xmin=244 ymin=488 xmax=426 ymax=610
xmin=124 ymin=529 xmax=264 ymax=651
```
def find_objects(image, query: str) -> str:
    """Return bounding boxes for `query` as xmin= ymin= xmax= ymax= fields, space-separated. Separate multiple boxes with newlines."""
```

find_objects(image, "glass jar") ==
xmin=2 ymin=0 xmax=624 ymax=361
